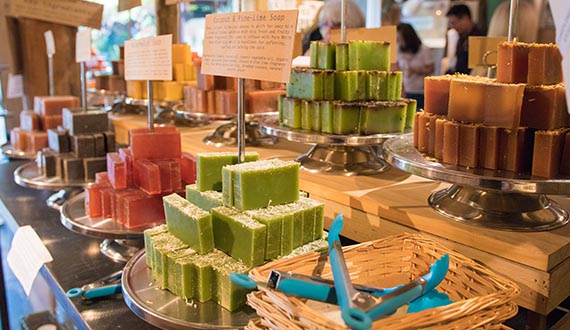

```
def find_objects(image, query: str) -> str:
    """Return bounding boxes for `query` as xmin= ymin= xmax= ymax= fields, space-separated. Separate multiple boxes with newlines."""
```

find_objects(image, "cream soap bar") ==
xmin=185 ymin=184 xmax=222 ymax=211
xmin=222 ymin=159 xmax=299 ymax=211
xmin=212 ymin=253 xmax=251 ymax=312
xmin=196 ymin=151 xmax=259 ymax=192
xmin=211 ymin=206 xmax=267 ymax=267
xmin=348 ymin=40 xmax=390 ymax=71
xmin=163 ymin=193 xmax=214 ymax=254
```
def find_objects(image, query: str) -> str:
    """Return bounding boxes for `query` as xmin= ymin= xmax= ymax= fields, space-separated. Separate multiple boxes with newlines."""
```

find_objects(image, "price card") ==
xmin=549 ymin=0 xmax=570 ymax=114
xmin=7 ymin=226 xmax=53 ymax=295
xmin=125 ymin=34 xmax=172 ymax=81
xmin=7 ymin=73 xmax=24 ymax=99
xmin=330 ymin=26 xmax=397 ymax=63
xmin=44 ymin=30 xmax=55 ymax=56
xmin=76 ymin=28 xmax=91 ymax=63
xmin=9 ymin=0 xmax=103 ymax=29
xmin=468 ymin=36 xmax=506 ymax=69
xmin=118 ymin=0 xmax=140 ymax=12
xmin=201 ymin=10 xmax=298 ymax=83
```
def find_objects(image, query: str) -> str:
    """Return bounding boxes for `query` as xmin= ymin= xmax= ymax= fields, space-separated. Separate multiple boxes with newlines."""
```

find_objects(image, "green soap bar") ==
xmin=196 ymin=152 xmax=259 ymax=192
xmin=173 ymin=255 xmax=196 ymax=299
xmin=153 ymin=232 xmax=189 ymax=288
xmin=212 ymin=254 xmax=251 ymax=312
xmin=286 ymin=232 xmax=328 ymax=258
xmin=281 ymin=97 xmax=301 ymax=129
xmin=224 ymin=159 xmax=300 ymax=211
xmin=401 ymin=98 xmax=417 ymax=129
xmin=144 ymin=224 xmax=168 ymax=268
xmin=333 ymin=102 xmax=361 ymax=135
xmin=190 ymin=251 xmax=226 ymax=302
xmin=148 ymin=232 xmax=179 ymax=273
xmin=320 ymin=101 xmax=335 ymax=134
xmin=186 ymin=184 xmax=222 ymax=211
xmin=310 ymin=101 xmax=322 ymax=132
xmin=309 ymin=41 xmax=319 ymax=68
xmin=211 ymin=206 xmax=267 ymax=267
xmin=323 ymin=70 xmax=335 ymax=101
xmin=334 ymin=71 xmax=366 ymax=101
xmin=278 ymin=94 xmax=285 ymax=123
xmin=301 ymin=100 xmax=312 ymax=131
xmin=335 ymin=43 xmax=349 ymax=71
xmin=367 ymin=71 xmax=389 ymax=100
xmin=317 ymin=42 xmax=336 ymax=70
xmin=359 ymin=101 xmax=407 ymax=134
xmin=165 ymin=247 xmax=196 ymax=294
xmin=387 ymin=71 xmax=403 ymax=100
xmin=163 ymin=193 xmax=214 ymax=254
xmin=291 ymin=209 xmax=304 ymax=248
xmin=245 ymin=208 xmax=283 ymax=260
xmin=286 ymin=68 xmax=324 ymax=100
xmin=270 ymin=205 xmax=296 ymax=255
xmin=295 ymin=197 xmax=325 ymax=244
xmin=348 ymin=40 xmax=390 ymax=71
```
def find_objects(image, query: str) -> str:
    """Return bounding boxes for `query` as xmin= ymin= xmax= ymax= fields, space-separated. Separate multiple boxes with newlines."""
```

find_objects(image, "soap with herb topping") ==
xmin=366 ymin=71 xmax=388 ymax=101
xmin=196 ymin=151 xmax=259 ymax=192
xmin=402 ymin=98 xmax=417 ymax=129
xmin=348 ymin=40 xmax=390 ymax=71
xmin=335 ymin=43 xmax=349 ymax=70
xmin=286 ymin=68 xmax=324 ymax=100
xmin=334 ymin=71 xmax=366 ymax=101
xmin=332 ymin=102 xmax=360 ymax=135
xmin=144 ymin=224 xmax=168 ymax=268
xmin=186 ymin=184 xmax=223 ymax=211
xmin=359 ymin=101 xmax=407 ymax=134
xmin=244 ymin=207 xmax=282 ymax=260
xmin=387 ymin=71 xmax=403 ymax=100
xmin=320 ymin=101 xmax=335 ymax=134
xmin=281 ymin=96 xmax=302 ymax=129
xmin=317 ymin=42 xmax=336 ymax=70
xmin=212 ymin=253 xmax=251 ymax=311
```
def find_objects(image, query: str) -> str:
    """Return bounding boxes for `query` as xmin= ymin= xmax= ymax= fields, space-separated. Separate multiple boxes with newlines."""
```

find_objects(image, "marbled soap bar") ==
xmin=106 ymin=152 xmax=126 ymax=190
xmin=366 ymin=71 xmax=388 ymax=101
xmin=320 ymin=101 xmax=335 ymax=134
xmin=62 ymin=108 xmax=109 ymax=135
xmin=222 ymin=159 xmax=299 ymax=211
xmin=527 ymin=43 xmax=563 ymax=85
xmin=521 ymin=84 xmax=569 ymax=130
xmin=424 ymin=75 xmax=455 ymax=115
xmin=479 ymin=126 xmax=502 ymax=170
xmin=163 ymin=193 xmax=214 ymax=254
xmin=348 ymin=40 xmax=390 ymax=71
xmin=334 ymin=71 xmax=366 ymax=101
xmin=387 ymin=71 xmax=403 ymax=100
xmin=281 ymin=97 xmax=301 ymax=129
xmin=317 ymin=42 xmax=336 ymax=70
xmin=500 ymin=127 xmax=535 ymax=173
xmin=186 ymin=184 xmax=222 ymax=211
xmin=532 ymin=129 xmax=567 ymax=178
xmin=130 ymin=126 xmax=181 ymax=161
xmin=211 ymin=206 xmax=267 ymax=267
xmin=497 ymin=41 xmax=530 ymax=84
xmin=402 ymin=98 xmax=417 ymax=129
xmin=286 ymin=68 xmax=324 ymax=100
xmin=332 ymin=102 xmax=360 ymax=135
xmin=196 ymin=151 xmax=259 ymax=192
xmin=212 ymin=253 xmax=251 ymax=311
xmin=335 ymin=43 xmax=349 ymax=70
xmin=359 ymin=101 xmax=406 ymax=135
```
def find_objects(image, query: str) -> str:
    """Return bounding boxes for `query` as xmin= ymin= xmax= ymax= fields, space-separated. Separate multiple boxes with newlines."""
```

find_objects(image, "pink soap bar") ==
xmin=100 ymin=187 xmax=115 ymax=218
xmin=20 ymin=111 xmax=41 ymax=131
xmin=107 ymin=152 xmax=126 ymax=190
xmin=133 ymin=159 xmax=161 ymax=195
xmin=29 ymin=132 xmax=49 ymax=152
xmin=129 ymin=128 xmax=182 ymax=160
xmin=123 ymin=192 xmax=166 ymax=228
xmin=153 ymin=159 xmax=182 ymax=193
xmin=118 ymin=148 xmax=134 ymax=187
xmin=179 ymin=152 xmax=196 ymax=184
xmin=215 ymin=90 xmax=238 ymax=114
xmin=85 ymin=184 xmax=103 ymax=217
xmin=34 ymin=96 xmax=80 ymax=116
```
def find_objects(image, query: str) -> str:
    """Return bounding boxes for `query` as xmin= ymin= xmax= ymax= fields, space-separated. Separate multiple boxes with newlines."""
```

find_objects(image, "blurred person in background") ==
xmin=445 ymin=4 xmax=484 ymax=74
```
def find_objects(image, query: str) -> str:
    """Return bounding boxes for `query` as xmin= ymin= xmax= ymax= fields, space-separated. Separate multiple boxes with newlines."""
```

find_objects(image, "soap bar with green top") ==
xmin=188 ymin=250 xmax=226 ymax=302
xmin=320 ymin=101 xmax=335 ymax=134
xmin=163 ymin=193 xmax=214 ymax=254
xmin=387 ymin=71 xmax=403 ymax=100
xmin=295 ymin=197 xmax=325 ymax=243
xmin=323 ymin=70 xmax=335 ymax=100
xmin=278 ymin=94 xmax=285 ymax=123
xmin=144 ymin=224 xmax=168 ymax=268
xmin=281 ymin=97 xmax=301 ymax=129
xmin=333 ymin=102 xmax=361 ymax=135
xmin=301 ymin=100 xmax=312 ymax=131
xmin=222 ymin=159 xmax=299 ymax=211
xmin=367 ymin=71 xmax=389 ymax=100
xmin=334 ymin=71 xmax=366 ymax=101
xmin=309 ymin=41 xmax=319 ymax=68
xmin=165 ymin=246 xmax=196 ymax=293
xmin=311 ymin=101 xmax=322 ymax=132
xmin=196 ymin=152 xmax=259 ymax=192
xmin=152 ymin=232 xmax=189 ymax=288
xmin=336 ymin=43 xmax=349 ymax=71
xmin=348 ymin=40 xmax=390 ymax=71
xmin=172 ymin=255 xmax=196 ymax=299
xmin=186 ymin=184 xmax=222 ymax=211
xmin=360 ymin=101 xmax=407 ymax=134
xmin=211 ymin=206 xmax=267 ymax=267
xmin=402 ymin=98 xmax=417 ymax=129
xmin=317 ymin=42 xmax=336 ymax=70
xmin=212 ymin=254 xmax=251 ymax=312
xmin=245 ymin=208 xmax=283 ymax=260
xmin=286 ymin=68 xmax=324 ymax=100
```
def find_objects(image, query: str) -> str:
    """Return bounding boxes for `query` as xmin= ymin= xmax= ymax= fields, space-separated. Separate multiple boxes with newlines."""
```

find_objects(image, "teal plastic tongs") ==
xmin=66 ymin=270 xmax=122 ymax=300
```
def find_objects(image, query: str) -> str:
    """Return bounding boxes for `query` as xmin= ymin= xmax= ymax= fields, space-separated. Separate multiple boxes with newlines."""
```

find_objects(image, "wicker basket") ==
xmin=246 ymin=233 xmax=519 ymax=330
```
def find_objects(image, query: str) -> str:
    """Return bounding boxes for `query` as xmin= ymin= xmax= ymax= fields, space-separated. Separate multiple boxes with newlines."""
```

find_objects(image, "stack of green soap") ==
xmin=196 ymin=152 xmax=259 ymax=191
xmin=301 ymin=100 xmax=313 ymax=131
xmin=333 ymin=102 xmax=361 ymax=135
xmin=360 ymin=101 xmax=407 ymax=134
xmin=387 ymin=71 xmax=403 ymax=100
xmin=148 ymin=231 xmax=189 ymax=288
xmin=244 ymin=207 xmax=283 ymax=260
xmin=320 ymin=101 xmax=335 ymax=134
xmin=280 ymin=96 xmax=301 ymax=129
xmin=317 ymin=42 xmax=336 ymax=70
xmin=163 ymin=193 xmax=214 ymax=254
xmin=165 ymin=246 xmax=196 ymax=294
xmin=402 ymin=98 xmax=417 ymax=129
xmin=366 ymin=71 xmax=389 ymax=100
xmin=222 ymin=159 xmax=299 ymax=211
xmin=212 ymin=253 xmax=251 ymax=312
xmin=211 ymin=206 xmax=267 ymax=267
xmin=335 ymin=43 xmax=349 ymax=70
xmin=286 ymin=68 xmax=324 ymax=100
xmin=144 ymin=224 xmax=168 ymax=268
xmin=186 ymin=183 xmax=223 ymax=211
xmin=295 ymin=196 xmax=325 ymax=243
xmin=335 ymin=71 xmax=366 ymax=101
xmin=348 ymin=40 xmax=390 ymax=71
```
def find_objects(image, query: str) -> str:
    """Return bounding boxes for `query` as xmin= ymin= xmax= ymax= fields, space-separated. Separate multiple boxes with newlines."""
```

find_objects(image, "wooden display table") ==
xmin=112 ymin=115 xmax=570 ymax=329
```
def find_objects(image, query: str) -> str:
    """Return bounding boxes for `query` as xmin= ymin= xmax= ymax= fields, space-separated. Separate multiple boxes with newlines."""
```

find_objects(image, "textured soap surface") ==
xmin=196 ymin=152 xmax=259 ymax=192
xmin=62 ymin=108 xmax=109 ymax=135
xmin=334 ymin=71 xmax=366 ymax=101
xmin=144 ymin=224 xmax=168 ymax=269
xmin=332 ymin=102 xmax=360 ymax=135
xmin=212 ymin=253 xmax=251 ymax=311
xmin=186 ymin=184 xmax=223 ymax=211
xmin=286 ymin=68 xmax=324 ymax=100
xmin=130 ymin=126 xmax=181 ymax=160
xmin=359 ymin=101 xmax=407 ymax=134
xmin=348 ymin=41 xmax=390 ymax=71
xmin=532 ymin=129 xmax=566 ymax=178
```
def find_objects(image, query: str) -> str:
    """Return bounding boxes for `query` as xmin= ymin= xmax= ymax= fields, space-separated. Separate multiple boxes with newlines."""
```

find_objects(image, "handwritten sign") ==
xmin=125 ymin=34 xmax=173 ymax=81
xmin=7 ymin=74 xmax=24 ymax=99
xmin=9 ymin=0 xmax=103 ymax=29
xmin=7 ymin=226 xmax=53 ymax=295
xmin=330 ymin=26 xmax=397 ymax=63
xmin=44 ymin=30 xmax=55 ymax=56
xmin=76 ymin=29 xmax=91 ymax=63
xmin=201 ymin=10 xmax=298 ymax=83
xmin=549 ymin=0 xmax=570 ymax=114
xmin=468 ymin=36 xmax=506 ymax=69
xmin=119 ymin=0 xmax=141 ymax=12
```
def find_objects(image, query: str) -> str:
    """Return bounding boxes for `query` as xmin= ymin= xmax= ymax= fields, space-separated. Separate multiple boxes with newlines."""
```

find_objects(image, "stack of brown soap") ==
xmin=416 ymin=41 xmax=570 ymax=178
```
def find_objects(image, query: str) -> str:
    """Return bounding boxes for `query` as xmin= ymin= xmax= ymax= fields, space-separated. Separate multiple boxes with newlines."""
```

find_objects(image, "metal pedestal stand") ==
xmin=383 ymin=135 xmax=569 ymax=231
xmin=123 ymin=98 xmax=212 ymax=127
xmin=1 ymin=143 xmax=37 ymax=160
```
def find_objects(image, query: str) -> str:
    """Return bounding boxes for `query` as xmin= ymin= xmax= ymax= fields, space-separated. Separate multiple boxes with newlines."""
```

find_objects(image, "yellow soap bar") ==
xmin=172 ymin=44 xmax=192 ymax=64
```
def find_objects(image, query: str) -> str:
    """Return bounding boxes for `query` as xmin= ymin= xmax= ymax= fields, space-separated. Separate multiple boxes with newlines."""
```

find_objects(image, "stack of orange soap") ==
xmin=417 ymin=41 xmax=570 ymax=178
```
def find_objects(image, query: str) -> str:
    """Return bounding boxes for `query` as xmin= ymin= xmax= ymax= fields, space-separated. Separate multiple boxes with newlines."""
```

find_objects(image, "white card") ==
xmin=549 ymin=0 xmax=570 ymax=114
xmin=44 ymin=30 xmax=55 ymax=56
xmin=7 ymin=226 xmax=53 ymax=296
xmin=76 ymin=29 xmax=91 ymax=63
xmin=7 ymin=73 xmax=24 ymax=99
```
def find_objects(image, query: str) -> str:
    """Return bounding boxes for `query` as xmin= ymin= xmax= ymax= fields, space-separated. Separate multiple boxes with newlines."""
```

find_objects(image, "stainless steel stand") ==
xmin=1 ymin=143 xmax=36 ymax=160
xmin=203 ymin=118 xmax=278 ymax=147
xmin=383 ymin=135 xmax=570 ymax=231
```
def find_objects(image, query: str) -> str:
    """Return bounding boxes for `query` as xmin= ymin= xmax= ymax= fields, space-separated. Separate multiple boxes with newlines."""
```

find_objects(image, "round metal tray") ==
xmin=1 ymin=143 xmax=37 ymax=160
xmin=122 ymin=250 xmax=257 ymax=330
xmin=14 ymin=161 xmax=91 ymax=190
xmin=125 ymin=97 xmax=183 ymax=109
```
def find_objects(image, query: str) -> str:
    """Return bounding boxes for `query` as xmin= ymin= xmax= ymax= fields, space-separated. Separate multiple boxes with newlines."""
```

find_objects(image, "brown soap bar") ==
xmin=500 ymin=127 xmax=535 ymax=173
xmin=447 ymin=79 xmax=486 ymax=124
xmin=108 ymin=75 xmax=126 ymax=92
xmin=428 ymin=115 xmax=440 ymax=157
xmin=215 ymin=90 xmax=238 ymax=114
xmin=560 ymin=132 xmax=570 ymax=175
xmin=206 ymin=90 xmax=216 ymax=114
xmin=532 ymin=129 xmax=567 ymax=178
xmin=63 ymin=158 xmax=84 ymax=182
xmin=41 ymin=115 xmax=62 ymax=130
xmin=198 ymin=73 xmax=215 ymax=90
xmin=103 ymin=131 xmax=116 ymax=153
xmin=95 ymin=75 xmax=109 ymax=90
xmin=40 ymin=149 xmax=57 ymax=177
xmin=482 ymin=83 xmax=525 ymax=128
xmin=497 ymin=41 xmax=530 ymax=83
xmin=47 ymin=128 xmax=70 ymax=153
xmin=521 ymin=84 xmax=569 ymax=130
xmin=72 ymin=134 xmax=96 ymax=158
xmin=413 ymin=112 xmax=420 ymax=148
xmin=458 ymin=123 xmax=480 ymax=168
xmin=93 ymin=133 xmax=106 ymax=157
xmin=246 ymin=90 xmax=285 ymax=113
xmin=423 ymin=75 xmax=453 ymax=115
xmin=55 ymin=153 xmax=73 ymax=179
xmin=195 ymin=89 xmax=207 ymax=113
xmin=527 ymin=43 xmax=563 ymax=85
xmin=29 ymin=132 xmax=49 ymax=152
xmin=20 ymin=110 xmax=40 ymax=131
xmin=479 ymin=126 xmax=502 ymax=170
xmin=62 ymin=108 xmax=109 ymax=135
xmin=83 ymin=157 xmax=107 ymax=181
xmin=434 ymin=118 xmax=446 ymax=160
xmin=442 ymin=121 xmax=460 ymax=165
xmin=417 ymin=112 xmax=432 ymax=154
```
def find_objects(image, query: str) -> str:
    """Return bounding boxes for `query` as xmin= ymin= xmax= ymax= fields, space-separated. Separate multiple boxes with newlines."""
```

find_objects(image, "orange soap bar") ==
xmin=41 ymin=115 xmax=63 ymax=130
xmin=458 ymin=123 xmax=480 ymax=168
xmin=428 ymin=115 xmax=440 ymax=156
xmin=179 ymin=152 xmax=196 ymax=185
xmin=206 ymin=90 xmax=216 ymax=114
xmin=423 ymin=75 xmax=454 ymax=115
xmin=521 ymin=84 xmax=569 ymax=130
xmin=479 ymin=126 xmax=502 ymax=170
xmin=497 ymin=42 xmax=530 ymax=84
xmin=413 ymin=112 xmax=420 ymax=148
xmin=447 ymin=79 xmax=486 ymax=124
xmin=417 ymin=112 xmax=433 ymax=154
xmin=215 ymin=90 xmax=238 ymax=114
xmin=123 ymin=192 xmax=166 ymax=228
xmin=482 ymin=83 xmax=525 ymax=129
xmin=85 ymin=184 xmax=103 ymax=218
xmin=20 ymin=110 xmax=40 ymax=131
xmin=246 ymin=90 xmax=286 ymax=113
xmin=527 ymin=43 xmax=563 ymax=85
xmin=560 ymin=132 xmax=570 ymax=175
xmin=100 ymin=187 xmax=115 ymax=218
xmin=195 ymin=89 xmax=207 ymax=113
xmin=107 ymin=152 xmax=126 ymax=190
xmin=118 ymin=148 xmax=134 ymax=187
xmin=95 ymin=172 xmax=111 ymax=186
xmin=10 ymin=128 xmax=29 ymax=151
xmin=434 ymin=118 xmax=446 ymax=160
xmin=500 ymin=127 xmax=535 ymax=173
xmin=532 ymin=129 xmax=566 ymax=178
xmin=29 ymin=131 xmax=49 ymax=152
xmin=442 ymin=121 xmax=460 ymax=165
xmin=34 ymin=96 xmax=80 ymax=116
xmin=133 ymin=159 xmax=161 ymax=195
xmin=130 ymin=127 xmax=181 ymax=160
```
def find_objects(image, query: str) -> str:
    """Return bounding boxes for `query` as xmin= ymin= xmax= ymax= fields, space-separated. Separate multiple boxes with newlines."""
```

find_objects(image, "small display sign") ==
xmin=124 ymin=34 xmax=173 ymax=81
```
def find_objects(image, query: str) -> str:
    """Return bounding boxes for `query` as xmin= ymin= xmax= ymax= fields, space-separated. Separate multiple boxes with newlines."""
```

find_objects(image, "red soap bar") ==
xmin=215 ymin=90 xmax=238 ymax=114
xmin=100 ymin=187 xmax=115 ymax=218
xmin=41 ymin=115 xmax=63 ymax=130
xmin=133 ymin=159 xmax=161 ymax=195
xmin=500 ymin=127 xmax=535 ymax=173
xmin=527 ymin=44 xmax=563 ymax=85
xmin=29 ymin=132 xmax=49 ymax=152
xmin=119 ymin=148 xmax=133 ymax=187
xmin=560 ymin=132 xmax=570 ymax=175
xmin=479 ymin=126 xmax=502 ymax=170
xmin=20 ymin=111 xmax=41 ymax=131
xmin=497 ymin=42 xmax=529 ymax=84
xmin=85 ymin=184 xmax=103 ymax=218
xmin=113 ymin=188 xmax=141 ymax=224
xmin=34 ymin=96 xmax=80 ymax=116
xmin=442 ymin=121 xmax=460 ymax=165
xmin=107 ymin=152 xmax=127 ymax=190
xmin=153 ymin=159 xmax=182 ymax=193
xmin=246 ymin=90 xmax=286 ymax=113
xmin=129 ymin=126 xmax=177 ymax=135
xmin=130 ymin=128 xmax=181 ymax=160
xmin=424 ymin=75 xmax=453 ymax=115
xmin=95 ymin=172 xmax=111 ymax=186
xmin=179 ymin=152 xmax=196 ymax=185
xmin=123 ymin=192 xmax=166 ymax=228
xmin=531 ymin=129 xmax=566 ymax=178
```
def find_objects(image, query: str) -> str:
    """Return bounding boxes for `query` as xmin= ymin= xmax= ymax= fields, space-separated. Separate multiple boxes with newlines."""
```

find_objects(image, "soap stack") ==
xmin=183 ymin=58 xmax=286 ymax=115
xmin=94 ymin=47 xmax=126 ymax=94
xmin=280 ymin=40 xmax=416 ymax=135
xmin=10 ymin=96 xmax=79 ymax=154
xmin=144 ymin=151 xmax=326 ymax=311
xmin=84 ymin=126 xmax=196 ymax=228
xmin=126 ymin=44 xmax=197 ymax=102
xmin=36 ymin=107 xmax=117 ymax=182
xmin=415 ymin=41 xmax=570 ymax=178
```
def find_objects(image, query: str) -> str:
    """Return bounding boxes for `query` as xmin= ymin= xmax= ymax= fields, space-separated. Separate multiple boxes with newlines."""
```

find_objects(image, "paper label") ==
xmin=75 ymin=29 xmax=91 ymax=63
xmin=7 ymin=226 xmax=53 ymax=296
xmin=125 ymin=34 xmax=173 ymax=81
xmin=201 ymin=10 xmax=298 ymax=83
xmin=9 ymin=0 xmax=103 ymax=29
xmin=549 ymin=0 xmax=570 ymax=114
xmin=330 ymin=26 xmax=397 ymax=63
xmin=7 ymin=73 xmax=24 ymax=99
xmin=118 ymin=0 xmax=141 ymax=12
xmin=44 ymin=30 xmax=55 ymax=56
xmin=468 ymin=36 xmax=506 ymax=69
